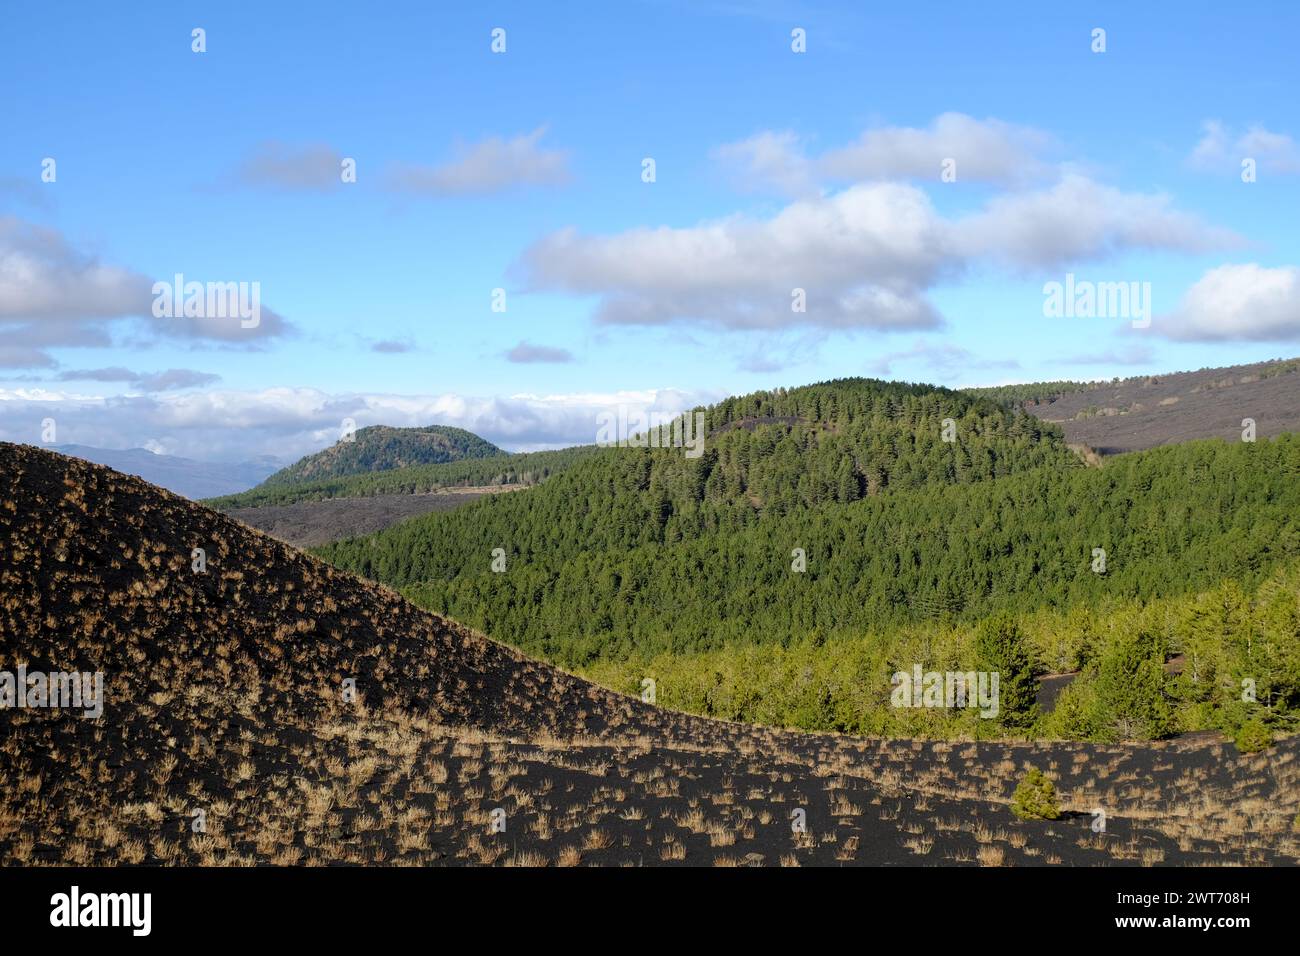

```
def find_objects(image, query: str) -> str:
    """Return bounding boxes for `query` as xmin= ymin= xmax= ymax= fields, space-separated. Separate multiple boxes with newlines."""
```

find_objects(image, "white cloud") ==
xmin=520 ymin=182 xmax=952 ymax=331
xmin=1156 ymin=264 xmax=1300 ymax=342
xmin=712 ymin=114 xmax=1053 ymax=197
xmin=519 ymin=176 xmax=1236 ymax=332
xmin=951 ymin=174 xmax=1241 ymax=270
xmin=0 ymin=216 xmax=294 ymax=364
xmin=233 ymin=132 xmax=575 ymax=196
xmin=1189 ymin=121 xmax=1300 ymax=175
xmin=821 ymin=112 xmax=1052 ymax=184
xmin=386 ymin=128 xmax=570 ymax=196
xmin=0 ymin=216 xmax=151 ymax=323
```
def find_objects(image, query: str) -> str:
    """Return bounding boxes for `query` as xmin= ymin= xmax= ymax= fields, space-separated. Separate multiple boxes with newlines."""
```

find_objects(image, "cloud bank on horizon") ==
xmin=0 ymin=384 xmax=719 ymax=463
xmin=1 ymin=3 xmax=1298 ymax=461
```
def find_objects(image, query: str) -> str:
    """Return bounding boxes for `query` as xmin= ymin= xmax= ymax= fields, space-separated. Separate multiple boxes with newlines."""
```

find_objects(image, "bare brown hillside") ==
xmin=1027 ymin=359 xmax=1300 ymax=454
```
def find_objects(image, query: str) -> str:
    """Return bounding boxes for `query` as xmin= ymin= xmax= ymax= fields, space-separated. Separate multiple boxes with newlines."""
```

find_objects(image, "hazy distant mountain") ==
xmin=52 ymin=444 xmax=279 ymax=499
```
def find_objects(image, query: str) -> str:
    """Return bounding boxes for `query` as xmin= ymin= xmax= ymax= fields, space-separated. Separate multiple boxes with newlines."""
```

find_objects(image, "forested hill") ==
xmin=321 ymin=434 xmax=1300 ymax=666
xmin=259 ymin=425 xmax=504 ymax=487
xmin=697 ymin=378 xmax=1071 ymax=503
xmin=319 ymin=378 xmax=1074 ymax=554
xmin=316 ymin=379 xmax=1082 ymax=654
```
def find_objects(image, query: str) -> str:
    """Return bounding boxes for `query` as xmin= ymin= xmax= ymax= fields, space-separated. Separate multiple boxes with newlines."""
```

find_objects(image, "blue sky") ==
xmin=2 ymin=1 xmax=1298 ymax=461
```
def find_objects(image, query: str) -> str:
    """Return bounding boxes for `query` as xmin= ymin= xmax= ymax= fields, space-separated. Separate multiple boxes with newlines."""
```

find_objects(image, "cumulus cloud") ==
xmin=713 ymin=114 xmax=1053 ymax=197
xmin=0 ymin=385 xmax=721 ymax=461
xmin=1189 ymin=121 xmax=1300 ymax=175
xmin=520 ymin=182 xmax=953 ymax=331
xmin=234 ymin=142 xmax=349 ymax=191
xmin=386 ymin=128 xmax=570 ymax=196
xmin=504 ymin=341 xmax=575 ymax=363
xmin=0 ymin=216 xmax=294 ymax=364
xmin=0 ymin=216 xmax=152 ymax=323
xmin=1155 ymin=264 xmax=1300 ymax=342
xmin=821 ymin=112 xmax=1053 ymax=184
xmin=950 ymin=175 xmax=1241 ymax=270
xmin=517 ymin=176 xmax=1235 ymax=332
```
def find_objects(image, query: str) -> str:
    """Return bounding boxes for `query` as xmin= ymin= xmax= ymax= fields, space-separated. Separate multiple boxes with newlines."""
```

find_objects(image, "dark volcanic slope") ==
xmin=225 ymin=487 xmax=517 ymax=548
xmin=0 ymin=441 xmax=696 ymax=742
xmin=1027 ymin=359 xmax=1300 ymax=454
xmin=2 ymin=442 xmax=1297 ymax=867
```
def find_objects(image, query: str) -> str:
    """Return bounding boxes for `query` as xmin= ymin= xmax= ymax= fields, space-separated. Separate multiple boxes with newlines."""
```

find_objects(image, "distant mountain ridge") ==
xmin=53 ymin=444 xmax=278 ymax=499
xmin=260 ymin=425 xmax=504 ymax=487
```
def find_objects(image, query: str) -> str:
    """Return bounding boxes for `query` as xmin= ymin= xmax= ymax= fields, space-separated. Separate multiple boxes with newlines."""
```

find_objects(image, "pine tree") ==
xmin=1092 ymin=629 xmax=1173 ymax=741
xmin=1010 ymin=767 xmax=1060 ymax=820
xmin=975 ymin=612 xmax=1039 ymax=730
